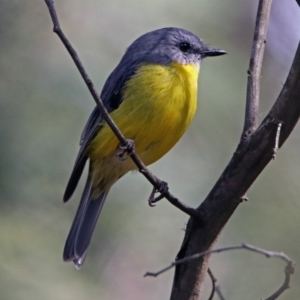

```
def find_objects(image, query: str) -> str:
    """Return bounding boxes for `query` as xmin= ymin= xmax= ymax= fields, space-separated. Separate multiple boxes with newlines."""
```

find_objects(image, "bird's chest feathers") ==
xmin=121 ymin=63 xmax=199 ymax=145
xmin=93 ymin=62 xmax=200 ymax=165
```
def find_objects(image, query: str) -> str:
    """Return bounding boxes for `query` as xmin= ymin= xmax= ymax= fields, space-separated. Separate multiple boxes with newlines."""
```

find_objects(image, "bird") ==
xmin=63 ymin=27 xmax=226 ymax=268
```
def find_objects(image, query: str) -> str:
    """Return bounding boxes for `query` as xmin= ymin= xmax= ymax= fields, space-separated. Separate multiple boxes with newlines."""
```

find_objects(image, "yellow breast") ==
xmin=90 ymin=62 xmax=199 ymax=167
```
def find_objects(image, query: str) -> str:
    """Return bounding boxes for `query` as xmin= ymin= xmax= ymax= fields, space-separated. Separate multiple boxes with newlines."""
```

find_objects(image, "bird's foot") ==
xmin=148 ymin=181 xmax=169 ymax=207
xmin=116 ymin=139 xmax=135 ymax=161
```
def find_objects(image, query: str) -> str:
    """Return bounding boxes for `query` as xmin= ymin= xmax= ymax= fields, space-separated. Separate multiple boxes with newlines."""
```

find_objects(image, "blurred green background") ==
xmin=1 ymin=0 xmax=300 ymax=299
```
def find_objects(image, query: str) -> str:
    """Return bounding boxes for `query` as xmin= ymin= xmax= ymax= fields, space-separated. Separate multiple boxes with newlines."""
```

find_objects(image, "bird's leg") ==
xmin=116 ymin=139 xmax=135 ymax=161
xmin=148 ymin=180 xmax=169 ymax=207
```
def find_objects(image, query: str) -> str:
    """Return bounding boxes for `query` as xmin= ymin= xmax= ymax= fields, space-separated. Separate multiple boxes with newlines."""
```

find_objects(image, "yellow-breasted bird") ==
xmin=63 ymin=27 xmax=226 ymax=268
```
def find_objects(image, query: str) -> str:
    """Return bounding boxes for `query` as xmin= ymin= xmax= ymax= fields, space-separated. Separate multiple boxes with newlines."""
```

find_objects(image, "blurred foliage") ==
xmin=1 ymin=0 xmax=300 ymax=299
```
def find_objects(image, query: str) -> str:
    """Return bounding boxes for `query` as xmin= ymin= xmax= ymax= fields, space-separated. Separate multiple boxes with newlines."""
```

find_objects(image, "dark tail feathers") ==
xmin=63 ymin=176 xmax=108 ymax=269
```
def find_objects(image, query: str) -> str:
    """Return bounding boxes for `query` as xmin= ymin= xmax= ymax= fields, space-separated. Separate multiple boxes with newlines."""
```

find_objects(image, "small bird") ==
xmin=63 ymin=27 xmax=226 ymax=268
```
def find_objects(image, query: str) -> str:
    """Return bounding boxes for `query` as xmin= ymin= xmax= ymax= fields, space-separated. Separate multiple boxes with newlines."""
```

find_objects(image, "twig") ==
xmin=272 ymin=122 xmax=282 ymax=159
xmin=240 ymin=194 xmax=249 ymax=202
xmin=243 ymin=0 xmax=273 ymax=137
xmin=146 ymin=244 xmax=295 ymax=300
xmin=145 ymin=243 xmax=292 ymax=276
xmin=207 ymin=268 xmax=217 ymax=300
xmin=215 ymin=286 xmax=226 ymax=300
xmin=265 ymin=261 xmax=294 ymax=300
xmin=43 ymin=0 xmax=200 ymax=219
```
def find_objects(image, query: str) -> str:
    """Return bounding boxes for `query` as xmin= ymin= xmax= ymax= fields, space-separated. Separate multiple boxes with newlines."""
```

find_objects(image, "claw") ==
xmin=116 ymin=139 xmax=135 ymax=161
xmin=148 ymin=181 xmax=169 ymax=207
xmin=148 ymin=188 xmax=156 ymax=207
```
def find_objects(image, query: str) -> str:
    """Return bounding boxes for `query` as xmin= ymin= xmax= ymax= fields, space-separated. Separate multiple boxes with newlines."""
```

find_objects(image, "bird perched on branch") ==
xmin=63 ymin=27 xmax=226 ymax=268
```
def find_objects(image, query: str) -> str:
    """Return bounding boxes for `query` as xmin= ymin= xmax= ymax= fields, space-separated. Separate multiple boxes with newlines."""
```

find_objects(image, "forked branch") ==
xmin=146 ymin=244 xmax=295 ymax=300
xmin=170 ymin=0 xmax=300 ymax=298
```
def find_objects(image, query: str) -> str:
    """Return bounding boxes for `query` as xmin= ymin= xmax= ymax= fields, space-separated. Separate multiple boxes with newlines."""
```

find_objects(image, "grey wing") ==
xmin=63 ymin=61 xmax=138 ymax=202
xmin=63 ymin=107 xmax=102 ymax=202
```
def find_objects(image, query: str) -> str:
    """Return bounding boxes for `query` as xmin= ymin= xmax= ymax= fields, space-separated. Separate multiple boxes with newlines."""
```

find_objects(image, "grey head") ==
xmin=100 ymin=27 xmax=225 ymax=110
xmin=123 ymin=27 xmax=226 ymax=66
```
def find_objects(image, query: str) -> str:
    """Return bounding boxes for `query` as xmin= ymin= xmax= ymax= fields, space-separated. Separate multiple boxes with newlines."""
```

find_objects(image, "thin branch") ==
xmin=146 ymin=244 xmax=295 ymax=300
xmin=145 ymin=244 xmax=292 ymax=276
xmin=43 ymin=0 xmax=200 ymax=219
xmin=265 ymin=262 xmax=295 ymax=300
xmin=243 ymin=0 xmax=273 ymax=137
xmin=215 ymin=286 xmax=226 ymax=300
xmin=207 ymin=268 xmax=217 ymax=300
xmin=272 ymin=122 xmax=282 ymax=159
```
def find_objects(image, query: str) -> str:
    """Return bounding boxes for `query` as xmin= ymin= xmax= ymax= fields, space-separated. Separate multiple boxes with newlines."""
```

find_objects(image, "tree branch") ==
xmin=147 ymin=244 xmax=295 ymax=300
xmin=243 ymin=0 xmax=273 ymax=137
xmin=170 ymin=42 xmax=300 ymax=300
xmin=43 ymin=0 xmax=200 ymax=219
xmin=265 ymin=262 xmax=295 ymax=300
xmin=170 ymin=18 xmax=300 ymax=300
xmin=207 ymin=268 xmax=216 ymax=300
xmin=215 ymin=286 xmax=226 ymax=300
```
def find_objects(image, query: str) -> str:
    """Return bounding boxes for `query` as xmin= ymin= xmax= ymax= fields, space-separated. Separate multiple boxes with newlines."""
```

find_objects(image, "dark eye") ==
xmin=179 ymin=42 xmax=191 ymax=52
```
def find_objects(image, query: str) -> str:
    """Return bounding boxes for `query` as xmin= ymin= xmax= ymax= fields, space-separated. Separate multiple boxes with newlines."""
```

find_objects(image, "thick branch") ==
xmin=170 ymin=40 xmax=300 ymax=300
xmin=168 ymin=244 xmax=294 ymax=300
xmin=43 ymin=0 xmax=199 ymax=219
xmin=243 ymin=0 xmax=273 ymax=137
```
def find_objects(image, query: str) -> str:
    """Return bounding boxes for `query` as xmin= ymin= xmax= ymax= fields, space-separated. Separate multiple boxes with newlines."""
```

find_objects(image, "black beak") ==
xmin=201 ymin=47 xmax=226 ymax=57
